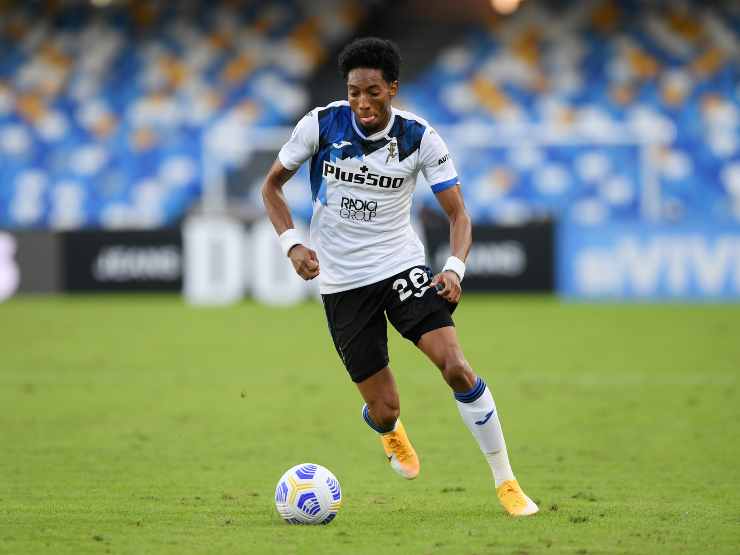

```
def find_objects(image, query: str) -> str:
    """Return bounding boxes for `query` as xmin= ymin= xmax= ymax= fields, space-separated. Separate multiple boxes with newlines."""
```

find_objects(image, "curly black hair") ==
xmin=338 ymin=37 xmax=401 ymax=83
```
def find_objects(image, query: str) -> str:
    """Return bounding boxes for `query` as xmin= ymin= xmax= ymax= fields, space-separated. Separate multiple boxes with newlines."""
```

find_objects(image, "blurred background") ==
xmin=0 ymin=0 xmax=739 ymax=303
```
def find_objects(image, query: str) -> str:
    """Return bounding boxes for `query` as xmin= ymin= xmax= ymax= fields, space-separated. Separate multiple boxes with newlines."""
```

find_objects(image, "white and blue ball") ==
xmin=274 ymin=463 xmax=342 ymax=525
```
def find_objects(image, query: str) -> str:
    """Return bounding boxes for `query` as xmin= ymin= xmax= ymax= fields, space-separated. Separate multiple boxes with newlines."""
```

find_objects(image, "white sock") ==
xmin=455 ymin=377 xmax=515 ymax=487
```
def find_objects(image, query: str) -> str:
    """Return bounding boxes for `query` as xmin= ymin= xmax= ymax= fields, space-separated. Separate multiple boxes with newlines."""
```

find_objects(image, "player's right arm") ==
xmin=261 ymin=109 xmax=321 ymax=280
xmin=261 ymin=161 xmax=320 ymax=280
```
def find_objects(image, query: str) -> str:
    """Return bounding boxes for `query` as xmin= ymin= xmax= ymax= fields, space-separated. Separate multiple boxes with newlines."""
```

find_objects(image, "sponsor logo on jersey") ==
xmin=438 ymin=153 xmax=449 ymax=166
xmin=323 ymin=161 xmax=405 ymax=189
xmin=339 ymin=196 xmax=377 ymax=222
xmin=332 ymin=140 xmax=352 ymax=149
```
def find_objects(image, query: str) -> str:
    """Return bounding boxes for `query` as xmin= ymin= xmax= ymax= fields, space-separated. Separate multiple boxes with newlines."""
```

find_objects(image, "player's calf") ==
xmin=454 ymin=376 xmax=539 ymax=516
xmin=363 ymin=398 xmax=399 ymax=432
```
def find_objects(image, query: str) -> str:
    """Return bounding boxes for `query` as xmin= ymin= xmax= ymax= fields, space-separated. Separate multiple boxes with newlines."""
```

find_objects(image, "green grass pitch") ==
xmin=1 ymin=294 xmax=739 ymax=554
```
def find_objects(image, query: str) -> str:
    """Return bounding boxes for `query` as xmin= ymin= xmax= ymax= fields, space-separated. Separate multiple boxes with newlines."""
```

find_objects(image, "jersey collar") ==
xmin=351 ymin=109 xmax=396 ymax=142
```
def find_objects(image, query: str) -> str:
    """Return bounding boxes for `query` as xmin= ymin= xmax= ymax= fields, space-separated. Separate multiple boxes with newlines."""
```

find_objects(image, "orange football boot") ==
xmin=380 ymin=420 xmax=420 ymax=479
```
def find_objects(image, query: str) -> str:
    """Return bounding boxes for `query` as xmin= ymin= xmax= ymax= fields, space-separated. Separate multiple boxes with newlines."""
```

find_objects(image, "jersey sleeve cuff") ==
xmin=431 ymin=176 xmax=459 ymax=193
xmin=278 ymin=151 xmax=300 ymax=171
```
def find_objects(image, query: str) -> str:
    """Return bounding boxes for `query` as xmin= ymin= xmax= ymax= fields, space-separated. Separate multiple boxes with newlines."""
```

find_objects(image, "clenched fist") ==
xmin=431 ymin=270 xmax=462 ymax=303
xmin=288 ymin=244 xmax=320 ymax=280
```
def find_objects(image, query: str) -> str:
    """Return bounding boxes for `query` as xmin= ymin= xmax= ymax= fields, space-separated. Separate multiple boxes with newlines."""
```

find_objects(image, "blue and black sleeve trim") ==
xmin=431 ymin=176 xmax=459 ymax=193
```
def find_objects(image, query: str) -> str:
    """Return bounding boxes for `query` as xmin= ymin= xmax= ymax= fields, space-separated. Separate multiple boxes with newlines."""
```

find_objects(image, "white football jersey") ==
xmin=278 ymin=101 xmax=458 ymax=294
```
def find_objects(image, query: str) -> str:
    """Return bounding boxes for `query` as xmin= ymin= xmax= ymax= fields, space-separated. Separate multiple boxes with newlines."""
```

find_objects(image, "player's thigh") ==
xmin=416 ymin=325 xmax=465 ymax=370
xmin=385 ymin=265 xmax=456 ymax=344
xmin=322 ymin=284 xmax=389 ymax=383
xmin=417 ymin=325 xmax=476 ymax=391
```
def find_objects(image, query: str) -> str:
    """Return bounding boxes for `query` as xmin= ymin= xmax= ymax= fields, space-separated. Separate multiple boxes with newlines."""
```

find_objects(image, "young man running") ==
xmin=261 ymin=37 xmax=537 ymax=516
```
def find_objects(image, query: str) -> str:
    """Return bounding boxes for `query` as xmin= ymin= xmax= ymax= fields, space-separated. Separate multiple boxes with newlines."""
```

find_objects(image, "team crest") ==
xmin=385 ymin=138 xmax=397 ymax=164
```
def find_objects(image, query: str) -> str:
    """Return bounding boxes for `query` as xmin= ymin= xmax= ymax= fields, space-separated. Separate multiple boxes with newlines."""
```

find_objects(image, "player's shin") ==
xmin=454 ymin=376 xmax=515 ymax=487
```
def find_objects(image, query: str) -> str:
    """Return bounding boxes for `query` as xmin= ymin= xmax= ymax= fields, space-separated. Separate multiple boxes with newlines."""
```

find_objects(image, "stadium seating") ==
xmin=0 ymin=0 xmax=365 ymax=229
xmin=0 ymin=0 xmax=738 ymax=229
xmin=401 ymin=0 xmax=740 ymax=225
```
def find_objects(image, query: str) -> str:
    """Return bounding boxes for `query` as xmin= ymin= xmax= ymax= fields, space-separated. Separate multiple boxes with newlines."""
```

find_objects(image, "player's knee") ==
xmin=441 ymin=356 xmax=474 ymax=390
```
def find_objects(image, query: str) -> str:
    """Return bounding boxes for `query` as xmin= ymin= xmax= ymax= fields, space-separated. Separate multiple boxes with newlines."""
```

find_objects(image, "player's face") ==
xmin=347 ymin=68 xmax=398 ymax=134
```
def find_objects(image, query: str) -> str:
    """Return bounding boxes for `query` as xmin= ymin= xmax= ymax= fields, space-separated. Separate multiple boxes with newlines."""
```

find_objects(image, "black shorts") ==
xmin=321 ymin=265 xmax=457 ymax=383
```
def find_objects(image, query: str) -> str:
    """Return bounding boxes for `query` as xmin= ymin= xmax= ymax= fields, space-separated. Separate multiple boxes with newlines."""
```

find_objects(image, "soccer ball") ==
xmin=274 ymin=463 xmax=342 ymax=525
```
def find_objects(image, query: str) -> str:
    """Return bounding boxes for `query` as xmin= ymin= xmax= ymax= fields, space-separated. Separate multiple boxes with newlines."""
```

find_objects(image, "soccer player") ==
xmin=261 ymin=37 xmax=538 ymax=516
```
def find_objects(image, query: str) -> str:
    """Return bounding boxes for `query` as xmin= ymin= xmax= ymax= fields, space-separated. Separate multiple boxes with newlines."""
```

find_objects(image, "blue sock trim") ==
xmin=454 ymin=377 xmax=486 ymax=403
xmin=362 ymin=404 xmax=394 ymax=434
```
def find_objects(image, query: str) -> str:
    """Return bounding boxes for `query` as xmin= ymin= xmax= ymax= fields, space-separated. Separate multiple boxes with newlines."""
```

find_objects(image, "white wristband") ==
xmin=442 ymin=256 xmax=466 ymax=282
xmin=279 ymin=228 xmax=303 ymax=257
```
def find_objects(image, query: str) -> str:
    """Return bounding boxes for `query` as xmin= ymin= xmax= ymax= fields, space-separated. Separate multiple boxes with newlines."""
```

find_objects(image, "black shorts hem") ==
xmin=350 ymin=359 xmax=389 ymax=383
xmin=404 ymin=309 xmax=455 ymax=345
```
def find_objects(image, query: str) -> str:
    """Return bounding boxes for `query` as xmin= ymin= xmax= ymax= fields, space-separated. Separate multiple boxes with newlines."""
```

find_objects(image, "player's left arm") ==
xmin=431 ymin=184 xmax=471 ymax=303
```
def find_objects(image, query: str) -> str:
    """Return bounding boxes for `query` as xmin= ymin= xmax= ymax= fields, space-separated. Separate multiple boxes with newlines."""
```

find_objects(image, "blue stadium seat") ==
xmin=0 ymin=0 xmax=364 ymax=229
xmin=1 ymin=0 xmax=737 ymax=228
xmin=404 ymin=0 xmax=740 ymax=224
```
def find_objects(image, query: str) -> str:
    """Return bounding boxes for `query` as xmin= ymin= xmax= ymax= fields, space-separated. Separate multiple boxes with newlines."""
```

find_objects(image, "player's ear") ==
xmin=389 ymin=80 xmax=398 ymax=98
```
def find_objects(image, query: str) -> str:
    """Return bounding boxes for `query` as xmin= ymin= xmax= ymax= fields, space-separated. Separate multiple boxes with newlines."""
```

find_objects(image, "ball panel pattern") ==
xmin=274 ymin=463 xmax=342 ymax=525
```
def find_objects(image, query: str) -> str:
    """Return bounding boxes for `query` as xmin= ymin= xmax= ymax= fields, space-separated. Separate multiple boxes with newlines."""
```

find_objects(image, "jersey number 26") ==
xmin=392 ymin=267 xmax=430 ymax=302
